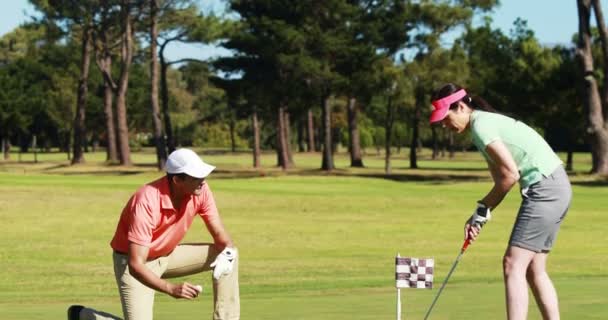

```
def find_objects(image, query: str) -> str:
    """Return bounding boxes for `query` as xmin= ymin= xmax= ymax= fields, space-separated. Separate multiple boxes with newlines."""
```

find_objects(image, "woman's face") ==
xmin=440 ymin=102 xmax=470 ymax=134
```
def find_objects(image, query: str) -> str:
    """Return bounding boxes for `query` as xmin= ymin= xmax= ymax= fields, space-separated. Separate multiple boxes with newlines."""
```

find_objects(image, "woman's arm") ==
xmin=480 ymin=140 xmax=520 ymax=209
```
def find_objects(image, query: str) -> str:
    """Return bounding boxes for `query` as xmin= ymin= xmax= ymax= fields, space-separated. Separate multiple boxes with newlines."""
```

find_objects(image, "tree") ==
xmin=91 ymin=0 xmax=120 ymax=163
xmin=341 ymin=0 xmax=416 ymax=168
xmin=219 ymin=0 xmax=301 ymax=170
xmin=0 ymin=18 xmax=82 ymax=160
xmin=72 ymin=25 xmax=92 ymax=164
xmin=405 ymin=0 xmax=497 ymax=168
xmin=544 ymin=45 xmax=585 ymax=171
xmin=156 ymin=1 xmax=228 ymax=153
xmin=300 ymin=1 xmax=361 ymax=171
xmin=577 ymin=0 xmax=608 ymax=174
xmin=149 ymin=0 xmax=167 ymax=170
xmin=30 ymin=0 xmax=99 ymax=164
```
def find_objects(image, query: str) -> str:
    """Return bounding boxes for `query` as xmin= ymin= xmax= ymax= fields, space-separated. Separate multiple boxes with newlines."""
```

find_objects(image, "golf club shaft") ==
xmin=423 ymin=240 xmax=470 ymax=320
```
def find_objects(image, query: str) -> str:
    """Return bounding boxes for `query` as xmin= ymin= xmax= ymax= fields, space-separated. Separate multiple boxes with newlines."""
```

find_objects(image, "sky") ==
xmin=0 ymin=0 xmax=605 ymax=61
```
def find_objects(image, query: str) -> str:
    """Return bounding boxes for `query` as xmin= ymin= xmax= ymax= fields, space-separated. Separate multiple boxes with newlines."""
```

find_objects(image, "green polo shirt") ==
xmin=470 ymin=110 xmax=562 ymax=188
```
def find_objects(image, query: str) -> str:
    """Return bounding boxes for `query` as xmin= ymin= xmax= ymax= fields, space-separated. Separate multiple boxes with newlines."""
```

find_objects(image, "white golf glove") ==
xmin=467 ymin=202 xmax=492 ymax=228
xmin=210 ymin=247 xmax=237 ymax=280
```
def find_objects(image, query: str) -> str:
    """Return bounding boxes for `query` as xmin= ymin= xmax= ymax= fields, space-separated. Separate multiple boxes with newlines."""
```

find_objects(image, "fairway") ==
xmin=0 ymin=151 xmax=607 ymax=319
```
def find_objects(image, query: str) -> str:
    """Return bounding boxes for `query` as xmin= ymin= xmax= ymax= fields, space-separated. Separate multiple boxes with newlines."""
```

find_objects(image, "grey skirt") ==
xmin=509 ymin=166 xmax=572 ymax=253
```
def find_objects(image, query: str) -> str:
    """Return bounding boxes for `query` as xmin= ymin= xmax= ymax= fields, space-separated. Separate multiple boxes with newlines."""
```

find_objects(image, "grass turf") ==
xmin=0 ymin=150 xmax=606 ymax=319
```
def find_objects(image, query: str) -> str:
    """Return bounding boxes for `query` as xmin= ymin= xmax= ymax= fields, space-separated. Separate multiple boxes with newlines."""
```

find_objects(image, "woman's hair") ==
xmin=431 ymin=83 xmax=497 ymax=113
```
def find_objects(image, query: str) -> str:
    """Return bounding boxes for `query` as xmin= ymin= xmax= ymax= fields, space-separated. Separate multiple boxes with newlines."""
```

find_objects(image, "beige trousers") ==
xmin=80 ymin=244 xmax=239 ymax=320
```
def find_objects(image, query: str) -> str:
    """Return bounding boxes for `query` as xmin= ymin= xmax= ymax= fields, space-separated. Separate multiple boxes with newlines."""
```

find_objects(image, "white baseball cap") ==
xmin=165 ymin=148 xmax=215 ymax=178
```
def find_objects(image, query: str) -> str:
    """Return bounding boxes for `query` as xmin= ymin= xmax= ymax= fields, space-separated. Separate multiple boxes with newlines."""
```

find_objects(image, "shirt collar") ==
xmin=158 ymin=176 xmax=175 ymax=210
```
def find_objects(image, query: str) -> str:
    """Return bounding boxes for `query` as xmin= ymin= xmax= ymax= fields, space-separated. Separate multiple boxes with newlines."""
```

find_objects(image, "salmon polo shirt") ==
xmin=110 ymin=176 xmax=219 ymax=259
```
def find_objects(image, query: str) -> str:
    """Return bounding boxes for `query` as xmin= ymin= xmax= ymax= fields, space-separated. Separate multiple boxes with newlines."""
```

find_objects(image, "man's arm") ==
xmin=480 ymin=140 xmax=520 ymax=209
xmin=204 ymin=215 xmax=234 ymax=249
xmin=127 ymin=242 xmax=200 ymax=299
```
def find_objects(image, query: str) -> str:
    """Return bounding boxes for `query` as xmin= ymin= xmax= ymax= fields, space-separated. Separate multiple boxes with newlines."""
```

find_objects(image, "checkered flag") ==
xmin=395 ymin=256 xmax=434 ymax=289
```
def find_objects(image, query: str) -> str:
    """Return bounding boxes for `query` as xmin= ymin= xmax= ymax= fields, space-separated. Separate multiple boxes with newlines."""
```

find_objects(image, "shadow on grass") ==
xmin=38 ymin=162 xmax=157 ymax=176
xmin=571 ymin=179 xmax=608 ymax=187
xmin=22 ymin=159 xmax=601 ymax=185
xmin=56 ymin=170 xmax=144 ymax=176
xmin=339 ymin=172 xmax=486 ymax=183
xmin=257 ymin=168 xmax=490 ymax=183
xmin=406 ymin=166 xmax=488 ymax=172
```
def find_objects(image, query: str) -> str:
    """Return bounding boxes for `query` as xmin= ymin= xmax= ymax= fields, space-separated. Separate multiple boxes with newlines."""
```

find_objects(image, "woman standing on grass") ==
xmin=429 ymin=83 xmax=572 ymax=320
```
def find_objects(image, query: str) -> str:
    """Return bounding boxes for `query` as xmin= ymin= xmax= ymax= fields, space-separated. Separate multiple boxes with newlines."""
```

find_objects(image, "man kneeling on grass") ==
xmin=68 ymin=148 xmax=239 ymax=320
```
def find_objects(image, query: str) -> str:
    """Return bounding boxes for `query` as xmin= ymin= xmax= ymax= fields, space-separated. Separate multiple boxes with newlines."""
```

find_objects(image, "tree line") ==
xmin=1 ymin=0 xmax=608 ymax=175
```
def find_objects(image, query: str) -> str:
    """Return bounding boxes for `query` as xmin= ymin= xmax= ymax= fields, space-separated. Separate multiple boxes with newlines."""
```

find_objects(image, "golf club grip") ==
xmin=462 ymin=221 xmax=484 ymax=252
xmin=461 ymin=239 xmax=471 ymax=252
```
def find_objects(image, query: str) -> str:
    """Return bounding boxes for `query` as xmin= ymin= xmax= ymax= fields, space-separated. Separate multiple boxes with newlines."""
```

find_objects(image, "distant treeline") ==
xmin=1 ymin=1 xmax=607 ymax=173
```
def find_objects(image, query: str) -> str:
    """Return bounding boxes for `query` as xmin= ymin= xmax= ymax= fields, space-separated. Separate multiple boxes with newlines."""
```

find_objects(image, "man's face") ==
xmin=177 ymin=175 xmax=206 ymax=196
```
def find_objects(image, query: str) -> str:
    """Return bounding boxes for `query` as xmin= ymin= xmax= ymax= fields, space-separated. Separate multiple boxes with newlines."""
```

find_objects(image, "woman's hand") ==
xmin=464 ymin=203 xmax=491 ymax=242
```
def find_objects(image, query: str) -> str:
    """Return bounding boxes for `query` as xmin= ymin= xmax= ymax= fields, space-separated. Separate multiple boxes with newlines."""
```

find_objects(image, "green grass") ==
xmin=0 ymin=149 xmax=606 ymax=319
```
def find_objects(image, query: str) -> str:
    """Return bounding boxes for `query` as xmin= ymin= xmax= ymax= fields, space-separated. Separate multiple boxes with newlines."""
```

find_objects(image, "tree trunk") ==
xmin=71 ymin=27 xmax=91 ymax=165
xmin=431 ymin=126 xmax=438 ymax=160
xmin=385 ymin=95 xmax=394 ymax=174
xmin=321 ymin=95 xmax=334 ymax=171
xmin=65 ymin=131 xmax=71 ymax=160
xmin=2 ymin=137 xmax=9 ymax=160
xmin=149 ymin=0 xmax=167 ymax=170
xmin=307 ymin=109 xmax=315 ymax=152
xmin=448 ymin=131 xmax=455 ymax=158
xmin=410 ymin=87 xmax=423 ymax=169
xmin=283 ymin=110 xmax=294 ymax=166
xmin=297 ymin=120 xmax=305 ymax=152
xmin=347 ymin=96 xmax=364 ymax=167
xmin=578 ymin=0 xmax=608 ymax=174
xmin=93 ymin=2 xmax=118 ymax=163
xmin=592 ymin=0 xmax=608 ymax=116
xmin=252 ymin=109 xmax=261 ymax=168
xmin=115 ymin=0 xmax=133 ymax=166
xmin=32 ymin=135 xmax=38 ymax=163
xmin=229 ymin=119 xmax=236 ymax=152
xmin=160 ymin=54 xmax=175 ymax=153
xmin=277 ymin=106 xmax=290 ymax=169
xmin=566 ymin=149 xmax=574 ymax=171
xmin=103 ymin=80 xmax=118 ymax=162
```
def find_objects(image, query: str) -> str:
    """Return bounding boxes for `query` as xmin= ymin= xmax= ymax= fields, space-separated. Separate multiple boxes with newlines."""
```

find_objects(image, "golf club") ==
xmin=422 ymin=238 xmax=472 ymax=320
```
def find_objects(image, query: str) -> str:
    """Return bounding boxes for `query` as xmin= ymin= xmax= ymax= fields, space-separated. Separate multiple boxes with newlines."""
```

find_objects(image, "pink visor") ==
xmin=429 ymin=89 xmax=467 ymax=123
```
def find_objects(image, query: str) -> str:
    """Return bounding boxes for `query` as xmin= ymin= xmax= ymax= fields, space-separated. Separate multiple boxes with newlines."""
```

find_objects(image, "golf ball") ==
xmin=195 ymin=285 xmax=202 ymax=293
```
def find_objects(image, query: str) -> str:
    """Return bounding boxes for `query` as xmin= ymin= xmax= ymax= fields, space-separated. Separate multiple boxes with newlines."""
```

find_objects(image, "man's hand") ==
xmin=166 ymin=282 xmax=202 ymax=299
xmin=210 ymin=247 xmax=237 ymax=280
xmin=464 ymin=202 xmax=492 ymax=242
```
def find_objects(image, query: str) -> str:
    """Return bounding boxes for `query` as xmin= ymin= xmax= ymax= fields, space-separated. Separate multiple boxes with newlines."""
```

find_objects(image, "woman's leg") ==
xmin=503 ymin=246 xmax=535 ymax=320
xmin=527 ymin=252 xmax=559 ymax=320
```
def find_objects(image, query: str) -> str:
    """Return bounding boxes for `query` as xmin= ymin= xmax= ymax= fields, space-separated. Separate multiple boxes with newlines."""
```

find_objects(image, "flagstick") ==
xmin=396 ymin=253 xmax=402 ymax=320
xmin=397 ymin=287 xmax=402 ymax=320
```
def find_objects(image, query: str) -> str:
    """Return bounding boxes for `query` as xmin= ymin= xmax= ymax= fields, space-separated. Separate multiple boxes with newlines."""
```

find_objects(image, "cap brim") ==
xmin=187 ymin=163 xmax=216 ymax=179
xmin=429 ymin=106 xmax=448 ymax=123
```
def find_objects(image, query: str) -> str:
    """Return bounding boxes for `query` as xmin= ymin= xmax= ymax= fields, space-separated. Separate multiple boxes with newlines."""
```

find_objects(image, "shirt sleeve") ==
xmin=471 ymin=117 xmax=500 ymax=148
xmin=471 ymin=116 xmax=501 ymax=164
xmin=126 ymin=193 xmax=156 ymax=247
xmin=197 ymin=183 xmax=219 ymax=223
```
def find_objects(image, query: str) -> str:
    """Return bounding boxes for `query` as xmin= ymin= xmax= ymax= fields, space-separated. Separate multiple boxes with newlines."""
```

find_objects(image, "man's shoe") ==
xmin=67 ymin=305 xmax=84 ymax=320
